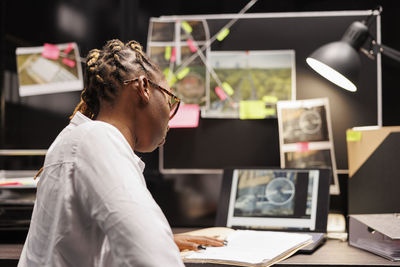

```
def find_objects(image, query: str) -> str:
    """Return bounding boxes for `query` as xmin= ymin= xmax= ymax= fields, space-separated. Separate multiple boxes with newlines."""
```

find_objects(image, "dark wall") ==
xmin=2 ymin=0 xmax=400 ymax=227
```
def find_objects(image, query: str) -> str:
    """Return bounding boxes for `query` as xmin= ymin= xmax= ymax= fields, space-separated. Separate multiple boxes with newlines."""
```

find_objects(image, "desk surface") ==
xmin=2 ymin=229 xmax=400 ymax=267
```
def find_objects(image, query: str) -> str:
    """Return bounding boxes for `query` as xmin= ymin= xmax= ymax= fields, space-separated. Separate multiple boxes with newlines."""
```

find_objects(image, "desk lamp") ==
xmin=306 ymin=7 xmax=400 ymax=92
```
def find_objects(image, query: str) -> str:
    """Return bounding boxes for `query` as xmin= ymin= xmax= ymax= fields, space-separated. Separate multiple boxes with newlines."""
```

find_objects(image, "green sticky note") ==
xmin=168 ymin=76 xmax=177 ymax=87
xmin=262 ymin=95 xmax=278 ymax=103
xmin=163 ymin=67 xmax=171 ymax=78
xmin=181 ymin=21 xmax=192 ymax=33
xmin=177 ymin=67 xmax=190 ymax=80
xmin=347 ymin=130 xmax=362 ymax=142
xmin=222 ymin=82 xmax=234 ymax=96
xmin=217 ymin=28 xmax=230 ymax=41
xmin=265 ymin=108 xmax=276 ymax=116
xmin=164 ymin=46 xmax=171 ymax=60
xmin=239 ymin=100 xmax=268 ymax=119
xmin=163 ymin=68 xmax=177 ymax=86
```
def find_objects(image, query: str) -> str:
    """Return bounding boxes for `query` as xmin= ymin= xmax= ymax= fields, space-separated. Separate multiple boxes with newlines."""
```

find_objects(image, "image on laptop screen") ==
xmin=226 ymin=169 xmax=319 ymax=231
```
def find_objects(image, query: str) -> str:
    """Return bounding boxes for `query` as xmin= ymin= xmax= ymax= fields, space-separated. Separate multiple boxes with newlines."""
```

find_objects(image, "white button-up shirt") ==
xmin=18 ymin=111 xmax=184 ymax=267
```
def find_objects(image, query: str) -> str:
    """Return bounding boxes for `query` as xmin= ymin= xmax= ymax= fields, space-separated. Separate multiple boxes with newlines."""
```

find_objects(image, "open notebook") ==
xmin=180 ymin=227 xmax=313 ymax=266
xmin=216 ymin=168 xmax=331 ymax=253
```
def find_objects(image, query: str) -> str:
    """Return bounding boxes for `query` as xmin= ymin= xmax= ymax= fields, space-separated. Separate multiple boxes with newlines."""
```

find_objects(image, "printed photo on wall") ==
xmin=16 ymin=43 xmax=83 ymax=97
xmin=280 ymin=105 xmax=329 ymax=143
xmin=277 ymin=98 xmax=340 ymax=195
xmin=147 ymin=19 xmax=208 ymax=107
xmin=203 ymin=50 xmax=296 ymax=119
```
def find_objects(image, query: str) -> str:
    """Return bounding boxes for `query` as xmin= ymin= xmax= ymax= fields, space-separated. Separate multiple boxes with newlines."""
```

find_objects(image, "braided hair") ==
xmin=70 ymin=39 xmax=161 ymax=119
xmin=35 ymin=40 xmax=159 ymax=180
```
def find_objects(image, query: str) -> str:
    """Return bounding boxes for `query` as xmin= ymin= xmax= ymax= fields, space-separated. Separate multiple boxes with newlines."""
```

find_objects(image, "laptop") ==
xmin=216 ymin=167 xmax=331 ymax=253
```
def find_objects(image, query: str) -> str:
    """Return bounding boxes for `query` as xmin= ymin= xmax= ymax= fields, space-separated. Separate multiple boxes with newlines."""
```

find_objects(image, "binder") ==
xmin=348 ymin=214 xmax=400 ymax=261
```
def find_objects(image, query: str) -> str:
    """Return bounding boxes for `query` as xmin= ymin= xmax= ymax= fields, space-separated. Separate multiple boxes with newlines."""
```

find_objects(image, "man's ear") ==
xmin=136 ymin=75 xmax=150 ymax=104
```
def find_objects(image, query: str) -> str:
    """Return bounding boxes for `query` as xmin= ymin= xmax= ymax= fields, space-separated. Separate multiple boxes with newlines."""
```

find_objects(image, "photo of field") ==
xmin=205 ymin=50 xmax=295 ymax=118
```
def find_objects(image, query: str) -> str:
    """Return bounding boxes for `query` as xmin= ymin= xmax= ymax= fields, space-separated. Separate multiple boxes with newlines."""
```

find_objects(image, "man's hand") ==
xmin=173 ymin=234 xmax=225 ymax=251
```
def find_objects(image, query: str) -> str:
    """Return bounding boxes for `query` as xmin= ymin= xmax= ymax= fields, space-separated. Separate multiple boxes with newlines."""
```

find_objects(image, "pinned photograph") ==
xmin=16 ymin=43 xmax=83 ymax=97
xmin=279 ymin=104 xmax=329 ymax=144
xmin=203 ymin=50 xmax=296 ymax=119
xmin=284 ymin=150 xmax=332 ymax=169
xmin=149 ymin=21 xmax=175 ymax=42
xmin=277 ymin=98 xmax=340 ymax=195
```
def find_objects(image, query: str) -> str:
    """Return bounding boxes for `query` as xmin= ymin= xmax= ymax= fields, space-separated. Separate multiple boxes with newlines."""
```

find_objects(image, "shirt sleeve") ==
xmin=73 ymin=123 xmax=184 ymax=267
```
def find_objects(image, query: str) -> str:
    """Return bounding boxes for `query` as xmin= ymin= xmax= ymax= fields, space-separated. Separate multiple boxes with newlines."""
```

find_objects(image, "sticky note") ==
xmin=262 ymin=95 xmax=278 ymax=103
xmin=163 ymin=68 xmax=177 ymax=87
xmin=239 ymin=100 xmax=268 ymax=119
xmin=170 ymin=47 xmax=176 ymax=62
xmin=222 ymin=82 xmax=234 ymax=96
xmin=164 ymin=46 xmax=171 ymax=60
xmin=62 ymin=58 xmax=76 ymax=68
xmin=347 ymin=130 xmax=362 ymax=142
xmin=177 ymin=67 xmax=190 ymax=80
xmin=169 ymin=104 xmax=200 ymax=128
xmin=181 ymin=21 xmax=193 ymax=33
xmin=296 ymin=142 xmax=309 ymax=152
xmin=217 ymin=28 xmax=230 ymax=41
xmin=64 ymin=43 xmax=73 ymax=54
xmin=186 ymin=39 xmax=197 ymax=53
xmin=42 ymin=43 xmax=60 ymax=59
xmin=215 ymin=86 xmax=227 ymax=101
xmin=265 ymin=108 xmax=276 ymax=116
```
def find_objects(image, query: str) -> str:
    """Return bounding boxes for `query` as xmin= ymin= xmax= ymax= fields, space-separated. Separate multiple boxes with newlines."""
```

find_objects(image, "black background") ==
xmin=1 ymin=0 xmax=400 ymax=228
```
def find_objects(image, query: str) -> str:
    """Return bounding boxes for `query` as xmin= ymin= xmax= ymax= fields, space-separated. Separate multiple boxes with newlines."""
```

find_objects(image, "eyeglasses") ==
xmin=123 ymin=78 xmax=181 ymax=120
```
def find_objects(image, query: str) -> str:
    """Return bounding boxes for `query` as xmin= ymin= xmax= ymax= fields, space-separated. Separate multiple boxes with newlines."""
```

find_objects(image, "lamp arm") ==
xmin=372 ymin=42 xmax=400 ymax=63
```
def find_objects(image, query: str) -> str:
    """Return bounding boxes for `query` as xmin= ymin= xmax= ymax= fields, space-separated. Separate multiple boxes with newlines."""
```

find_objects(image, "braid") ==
xmin=70 ymin=39 xmax=161 ymax=120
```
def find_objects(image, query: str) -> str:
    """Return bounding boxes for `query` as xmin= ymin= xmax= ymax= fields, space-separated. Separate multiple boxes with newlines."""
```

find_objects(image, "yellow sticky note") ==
xmin=164 ymin=46 xmax=171 ymax=60
xmin=347 ymin=130 xmax=362 ymax=142
xmin=163 ymin=68 xmax=177 ymax=86
xmin=265 ymin=108 xmax=276 ymax=116
xmin=217 ymin=28 xmax=230 ymax=41
xmin=222 ymin=82 xmax=234 ymax=96
xmin=239 ymin=100 xmax=268 ymax=119
xmin=177 ymin=67 xmax=190 ymax=80
xmin=168 ymin=76 xmax=177 ymax=87
xmin=262 ymin=95 xmax=278 ymax=103
xmin=181 ymin=21 xmax=192 ymax=33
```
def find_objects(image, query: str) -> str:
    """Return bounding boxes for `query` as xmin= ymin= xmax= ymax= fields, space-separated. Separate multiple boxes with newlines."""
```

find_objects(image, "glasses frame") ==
xmin=123 ymin=78 xmax=181 ymax=120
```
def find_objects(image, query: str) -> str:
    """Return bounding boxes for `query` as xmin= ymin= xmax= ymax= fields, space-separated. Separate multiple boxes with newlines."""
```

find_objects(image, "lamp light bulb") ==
xmin=306 ymin=57 xmax=357 ymax=92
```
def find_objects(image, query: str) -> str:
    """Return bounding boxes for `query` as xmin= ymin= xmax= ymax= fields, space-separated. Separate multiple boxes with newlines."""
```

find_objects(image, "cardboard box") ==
xmin=346 ymin=126 xmax=400 ymax=214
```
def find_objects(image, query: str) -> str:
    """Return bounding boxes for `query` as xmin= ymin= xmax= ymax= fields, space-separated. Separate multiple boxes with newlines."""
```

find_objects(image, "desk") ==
xmin=2 ymin=230 xmax=400 ymax=267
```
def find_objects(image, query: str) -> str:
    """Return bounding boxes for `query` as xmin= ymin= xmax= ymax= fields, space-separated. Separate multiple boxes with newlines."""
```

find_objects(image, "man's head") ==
xmin=71 ymin=39 xmax=180 ymax=152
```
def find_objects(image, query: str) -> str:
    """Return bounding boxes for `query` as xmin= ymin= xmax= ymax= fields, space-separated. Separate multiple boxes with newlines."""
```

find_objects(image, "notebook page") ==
xmin=184 ymin=230 xmax=312 ymax=264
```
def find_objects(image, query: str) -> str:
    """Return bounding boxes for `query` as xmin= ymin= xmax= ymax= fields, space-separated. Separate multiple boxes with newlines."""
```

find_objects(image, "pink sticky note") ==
xmin=169 ymin=104 xmax=200 ymax=128
xmin=64 ymin=43 xmax=73 ymax=54
xmin=296 ymin=142 xmax=309 ymax=152
xmin=170 ymin=47 xmax=176 ymax=63
xmin=215 ymin=86 xmax=227 ymax=101
xmin=62 ymin=58 xmax=76 ymax=68
xmin=186 ymin=39 xmax=197 ymax=53
xmin=42 ymin=43 xmax=60 ymax=59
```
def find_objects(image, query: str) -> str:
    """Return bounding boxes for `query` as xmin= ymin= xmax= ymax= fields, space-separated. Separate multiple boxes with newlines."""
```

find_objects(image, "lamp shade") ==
xmin=306 ymin=21 xmax=370 ymax=92
xmin=306 ymin=41 xmax=360 ymax=92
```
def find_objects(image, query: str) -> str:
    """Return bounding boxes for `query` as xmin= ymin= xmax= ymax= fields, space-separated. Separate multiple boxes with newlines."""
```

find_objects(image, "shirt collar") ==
xmin=70 ymin=111 xmax=146 ymax=173
xmin=70 ymin=111 xmax=92 ymax=126
xmin=134 ymin=155 xmax=146 ymax=173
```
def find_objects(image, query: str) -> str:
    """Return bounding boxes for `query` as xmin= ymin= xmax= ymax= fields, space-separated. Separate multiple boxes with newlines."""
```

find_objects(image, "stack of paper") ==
xmin=181 ymin=228 xmax=312 ymax=267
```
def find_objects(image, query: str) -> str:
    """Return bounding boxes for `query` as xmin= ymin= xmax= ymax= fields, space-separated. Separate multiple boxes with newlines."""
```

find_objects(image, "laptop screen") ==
xmin=217 ymin=168 xmax=330 ymax=232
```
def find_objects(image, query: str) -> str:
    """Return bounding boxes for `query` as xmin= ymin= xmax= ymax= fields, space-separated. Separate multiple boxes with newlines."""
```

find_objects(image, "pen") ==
xmin=197 ymin=245 xmax=206 ymax=250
